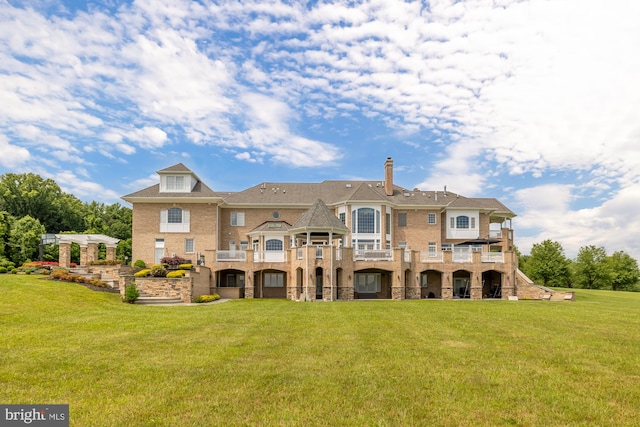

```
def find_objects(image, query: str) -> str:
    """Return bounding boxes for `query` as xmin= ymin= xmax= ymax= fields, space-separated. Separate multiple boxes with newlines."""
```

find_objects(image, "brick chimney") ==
xmin=384 ymin=157 xmax=393 ymax=196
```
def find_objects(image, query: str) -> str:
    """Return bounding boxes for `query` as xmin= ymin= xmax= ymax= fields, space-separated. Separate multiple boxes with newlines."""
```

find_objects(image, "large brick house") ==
xmin=123 ymin=157 xmax=523 ymax=301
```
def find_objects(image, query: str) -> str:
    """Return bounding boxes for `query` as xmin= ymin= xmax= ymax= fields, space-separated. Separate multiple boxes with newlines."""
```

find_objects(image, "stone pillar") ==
xmin=441 ymin=273 xmax=453 ymax=300
xmin=245 ymin=270 xmax=255 ymax=299
xmin=87 ymin=243 xmax=99 ymax=265
xmin=59 ymin=242 xmax=71 ymax=268
xmin=79 ymin=245 xmax=88 ymax=267
xmin=106 ymin=245 xmax=117 ymax=263
xmin=391 ymin=247 xmax=405 ymax=300
xmin=470 ymin=273 xmax=483 ymax=300
xmin=338 ymin=247 xmax=354 ymax=301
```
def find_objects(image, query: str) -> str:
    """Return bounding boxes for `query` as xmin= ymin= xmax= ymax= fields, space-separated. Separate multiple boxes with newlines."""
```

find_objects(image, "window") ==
xmin=385 ymin=213 xmax=390 ymax=233
xmin=168 ymin=207 xmax=182 ymax=223
xmin=355 ymin=273 xmax=381 ymax=293
xmin=399 ymin=242 xmax=407 ymax=249
xmin=264 ymin=272 xmax=284 ymax=288
xmin=166 ymin=175 xmax=185 ymax=191
xmin=265 ymin=239 xmax=283 ymax=251
xmin=398 ymin=213 xmax=407 ymax=227
xmin=185 ymin=238 xmax=194 ymax=253
xmin=357 ymin=208 xmax=375 ymax=233
xmin=160 ymin=208 xmax=189 ymax=232
xmin=428 ymin=242 xmax=437 ymax=257
xmin=231 ymin=212 xmax=245 ymax=226
xmin=339 ymin=212 xmax=346 ymax=224
xmin=428 ymin=213 xmax=436 ymax=225
xmin=471 ymin=217 xmax=476 ymax=229
xmin=240 ymin=241 xmax=249 ymax=250
xmin=456 ymin=216 xmax=469 ymax=229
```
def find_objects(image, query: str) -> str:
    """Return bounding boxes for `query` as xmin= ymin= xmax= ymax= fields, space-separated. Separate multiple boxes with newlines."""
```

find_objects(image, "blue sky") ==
xmin=1 ymin=0 xmax=639 ymax=259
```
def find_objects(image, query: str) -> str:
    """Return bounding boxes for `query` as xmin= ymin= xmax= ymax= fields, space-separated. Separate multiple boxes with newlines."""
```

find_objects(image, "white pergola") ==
xmin=54 ymin=234 xmax=120 ymax=267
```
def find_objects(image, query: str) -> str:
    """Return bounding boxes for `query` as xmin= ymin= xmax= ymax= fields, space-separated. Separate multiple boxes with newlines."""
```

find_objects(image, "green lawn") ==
xmin=1 ymin=275 xmax=639 ymax=426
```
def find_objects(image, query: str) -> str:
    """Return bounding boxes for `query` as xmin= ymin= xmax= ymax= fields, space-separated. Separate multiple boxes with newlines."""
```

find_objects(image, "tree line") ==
xmin=0 ymin=173 xmax=131 ymax=267
xmin=518 ymin=240 xmax=640 ymax=292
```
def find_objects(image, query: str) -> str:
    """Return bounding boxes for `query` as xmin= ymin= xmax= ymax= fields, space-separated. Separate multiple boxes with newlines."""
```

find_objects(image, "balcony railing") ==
xmin=489 ymin=230 xmax=503 ymax=238
xmin=216 ymin=250 xmax=246 ymax=261
xmin=419 ymin=251 xmax=443 ymax=263
xmin=482 ymin=252 xmax=504 ymax=263
xmin=354 ymin=249 xmax=392 ymax=261
xmin=254 ymin=251 xmax=287 ymax=263
xmin=453 ymin=247 xmax=472 ymax=263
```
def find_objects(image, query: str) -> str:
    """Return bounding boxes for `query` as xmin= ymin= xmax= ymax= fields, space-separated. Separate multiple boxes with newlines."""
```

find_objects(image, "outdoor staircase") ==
xmin=135 ymin=296 xmax=184 ymax=305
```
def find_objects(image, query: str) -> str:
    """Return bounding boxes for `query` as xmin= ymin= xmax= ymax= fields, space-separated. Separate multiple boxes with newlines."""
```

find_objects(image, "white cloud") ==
xmin=54 ymin=170 xmax=120 ymax=202
xmin=0 ymin=134 xmax=30 ymax=168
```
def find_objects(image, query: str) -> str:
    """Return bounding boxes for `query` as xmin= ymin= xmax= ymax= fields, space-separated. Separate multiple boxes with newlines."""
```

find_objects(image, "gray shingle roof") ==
xmin=291 ymin=199 xmax=350 ymax=233
xmin=122 ymin=181 xmax=220 ymax=200
xmin=122 ymin=163 xmax=515 ymax=217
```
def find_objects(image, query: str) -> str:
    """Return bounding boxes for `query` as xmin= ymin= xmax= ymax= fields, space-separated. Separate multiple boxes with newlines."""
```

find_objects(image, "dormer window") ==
xmin=167 ymin=176 xmax=185 ymax=191
xmin=160 ymin=174 xmax=191 ymax=192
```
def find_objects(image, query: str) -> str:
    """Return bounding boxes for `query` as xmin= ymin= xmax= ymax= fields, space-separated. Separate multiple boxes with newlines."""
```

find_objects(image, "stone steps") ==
xmin=135 ymin=296 xmax=184 ymax=305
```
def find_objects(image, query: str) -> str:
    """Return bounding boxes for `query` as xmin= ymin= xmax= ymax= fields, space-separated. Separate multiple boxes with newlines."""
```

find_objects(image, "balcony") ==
xmin=482 ymin=252 xmax=504 ymax=263
xmin=453 ymin=247 xmax=472 ymax=263
xmin=216 ymin=250 xmax=246 ymax=261
xmin=354 ymin=249 xmax=392 ymax=261
xmin=254 ymin=251 xmax=287 ymax=263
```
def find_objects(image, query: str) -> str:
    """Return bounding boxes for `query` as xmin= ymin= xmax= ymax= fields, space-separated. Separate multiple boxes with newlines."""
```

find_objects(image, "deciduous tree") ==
xmin=526 ymin=240 xmax=571 ymax=287
xmin=574 ymin=245 xmax=610 ymax=289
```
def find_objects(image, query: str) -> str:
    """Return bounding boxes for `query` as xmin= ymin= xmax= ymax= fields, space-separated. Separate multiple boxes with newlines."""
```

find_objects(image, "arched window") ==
xmin=168 ymin=208 xmax=182 ymax=223
xmin=265 ymin=239 xmax=283 ymax=251
xmin=456 ymin=216 xmax=469 ymax=229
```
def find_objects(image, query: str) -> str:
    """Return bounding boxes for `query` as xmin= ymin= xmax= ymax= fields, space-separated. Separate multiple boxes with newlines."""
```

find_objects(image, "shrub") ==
xmin=179 ymin=263 xmax=194 ymax=270
xmin=0 ymin=267 xmax=6 ymax=274
xmin=89 ymin=260 xmax=121 ymax=266
xmin=0 ymin=259 xmax=15 ymax=269
xmin=51 ymin=268 xmax=70 ymax=279
xmin=194 ymin=294 xmax=221 ymax=303
xmin=134 ymin=269 xmax=151 ymax=277
xmin=166 ymin=270 xmax=186 ymax=278
xmin=124 ymin=282 xmax=139 ymax=304
xmin=160 ymin=256 xmax=191 ymax=267
xmin=150 ymin=264 xmax=167 ymax=277
xmin=134 ymin=259 xmax=146 ymax=269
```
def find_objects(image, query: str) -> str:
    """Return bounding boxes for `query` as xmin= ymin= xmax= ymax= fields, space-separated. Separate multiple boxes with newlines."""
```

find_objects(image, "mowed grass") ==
xmin=1 ymin=276 xmax=639 ymax=426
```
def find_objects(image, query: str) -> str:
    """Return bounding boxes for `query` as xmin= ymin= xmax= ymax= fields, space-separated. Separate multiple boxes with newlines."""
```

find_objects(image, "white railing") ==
xmin=254 ymin=251 xmax=287 ymax=263
xmin=354 ymin=249 xmax=392 ymax=261
xmin=419 ymin=251 xmax=443 ymax=263
xmin=216 ymin=250 xmax=246 ymax=261
xmin=489 ymin=230 xmax=502 ymax=238
xmin=482 ymin=252 xmax=504 ymax=263
xmin=453 ymin=247 xmax=472 ymax=263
